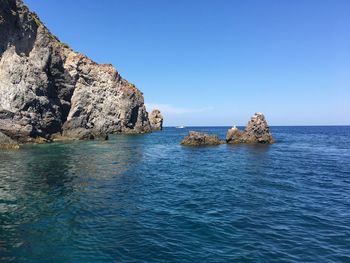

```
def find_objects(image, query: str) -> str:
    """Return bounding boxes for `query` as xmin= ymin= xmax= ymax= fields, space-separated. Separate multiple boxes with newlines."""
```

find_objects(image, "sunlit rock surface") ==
xmin=0 ymin=0 xmax=151 ymax=146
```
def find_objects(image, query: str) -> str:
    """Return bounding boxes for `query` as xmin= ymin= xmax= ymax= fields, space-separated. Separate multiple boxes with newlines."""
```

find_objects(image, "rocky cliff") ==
xmin=0 ymin=0 xmax=151 ymax=145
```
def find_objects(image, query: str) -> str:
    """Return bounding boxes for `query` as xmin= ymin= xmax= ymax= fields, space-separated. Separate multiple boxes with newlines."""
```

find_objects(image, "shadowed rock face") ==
xmin=149 ymin=109 xmax=163 ymax=131
xmin=226 ymin=113 xmax=274 ymax=144
xmin=181 ymin=131 xmax=224 ymax=146
xmin=0 ymin=0 xmax=151 ymax=145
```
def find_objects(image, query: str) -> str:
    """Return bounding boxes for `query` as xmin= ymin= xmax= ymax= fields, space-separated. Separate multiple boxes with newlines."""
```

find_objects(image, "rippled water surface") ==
xmin=0 ymin=126 xmax=350 ymax=262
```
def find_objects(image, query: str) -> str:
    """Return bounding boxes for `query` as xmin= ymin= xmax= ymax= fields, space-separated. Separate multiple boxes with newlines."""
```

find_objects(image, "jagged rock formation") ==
xmin=0 ymin=0 xmax=151 ymax=146
xmin=226 ymin=113 xmax=274 ymax=144
xmin=181 ymin=131 xmax=224 ymax=146
xmin=148 ymin=109 xmax=163 ymax=131
xmin=180 ymin=113 xmax=274 ymax=146
xmin=226 ymin=126 xmax=241 ymax=142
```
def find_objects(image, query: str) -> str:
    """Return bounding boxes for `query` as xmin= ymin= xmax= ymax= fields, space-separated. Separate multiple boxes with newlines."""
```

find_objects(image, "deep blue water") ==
xmin=0 ymin=126 xmax=349 ymax=262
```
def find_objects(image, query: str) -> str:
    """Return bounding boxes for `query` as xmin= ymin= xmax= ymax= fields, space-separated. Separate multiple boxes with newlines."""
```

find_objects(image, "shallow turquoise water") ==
xmin=0 ymin=126 xmax=349 ymax=262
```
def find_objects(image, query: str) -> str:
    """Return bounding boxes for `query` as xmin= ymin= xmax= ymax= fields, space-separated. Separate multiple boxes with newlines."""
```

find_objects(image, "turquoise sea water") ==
xmin=0 ymin=126 xmax=349 ymax=262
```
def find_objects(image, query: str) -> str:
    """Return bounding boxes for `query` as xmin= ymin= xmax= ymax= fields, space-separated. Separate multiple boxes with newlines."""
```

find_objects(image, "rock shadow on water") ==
xmin=0 ymin=144 xmax=78 ymax=260
xmin=0 ymin=136 xmax=148 ymax=262
xmin=226 ymin=143 xmax=273 ymax=161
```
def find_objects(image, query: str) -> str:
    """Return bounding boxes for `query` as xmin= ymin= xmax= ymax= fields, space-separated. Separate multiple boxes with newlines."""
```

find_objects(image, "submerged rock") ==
xmin=149 ymin=109 xmax=163 ymax=131
xmin=0 ymin=0 xmax=151 ymax=145
xmin=226 ymin=113 xmax=274 ymax=144
xmin=181 ymin=131 xmax=224 ymax=146
xmin=52 ymin=129 xmax=109 ymax=141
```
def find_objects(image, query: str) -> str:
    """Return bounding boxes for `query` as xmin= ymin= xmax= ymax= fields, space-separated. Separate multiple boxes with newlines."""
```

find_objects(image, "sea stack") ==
xmin=0 ymin=0 xmax=151 ymax=146
xmin=226 ymin=113 xmax=274 ymax=144
xmin=149 ymin=109 xmax=163 ymax=131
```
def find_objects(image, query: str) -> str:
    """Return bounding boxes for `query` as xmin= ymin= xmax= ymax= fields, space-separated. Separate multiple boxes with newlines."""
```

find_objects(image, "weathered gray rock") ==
xmin=149 ymin=109 xmax=163 ymax=131
xmin=0 ymin=131 xmax=19 ymax=149
xmin=181 ymin=131 xmax=224 ymax=146
xmin=0 ymin=0 xmax=151 ymax=144
xmin=226 ymin=113 xmax=274 ymax=144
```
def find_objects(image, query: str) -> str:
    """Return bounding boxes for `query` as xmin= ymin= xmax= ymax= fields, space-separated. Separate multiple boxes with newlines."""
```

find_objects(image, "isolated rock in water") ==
xmin=227 ymin=113 xmax=274 ymax=144
xmin=149 ymin=109 xmax=163 ymax=131
xmin=0 ymin=0 xmax=151 ymax=143
xmin=241 ymin=112 xmax=274 ymax=143
xmin=181 ymin=131 xmax=224 ymax=146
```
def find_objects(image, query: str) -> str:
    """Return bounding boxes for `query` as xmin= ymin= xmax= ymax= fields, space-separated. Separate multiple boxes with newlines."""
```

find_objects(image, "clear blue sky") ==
xmin=25 ymin=0 xmax=350 ymax=126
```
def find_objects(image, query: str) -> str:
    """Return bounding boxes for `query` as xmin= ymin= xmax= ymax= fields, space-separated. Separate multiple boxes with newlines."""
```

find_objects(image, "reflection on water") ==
xmin=226 ymin=143 xmax=272 ymax=159
xmin=0 ymin=136 xmax=146 ymax=262
xmin=0 ymin=127 xmax=350 ymax=262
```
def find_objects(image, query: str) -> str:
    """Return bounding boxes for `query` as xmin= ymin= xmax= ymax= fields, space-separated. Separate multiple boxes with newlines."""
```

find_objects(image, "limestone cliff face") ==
xmin=0 ymin=0 xmax=151 ymax=143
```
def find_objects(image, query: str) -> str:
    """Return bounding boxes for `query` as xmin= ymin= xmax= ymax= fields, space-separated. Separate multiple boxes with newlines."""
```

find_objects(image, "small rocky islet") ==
xmin=181 ymin=112 xmax=274 ymax=146
xmin=180 ymin=131 xmax=225 ymax=146
xmin=226 ymin=112 xmax=274 ymax=144
xmin=149 ymin=109 xmax=164 ymax=131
